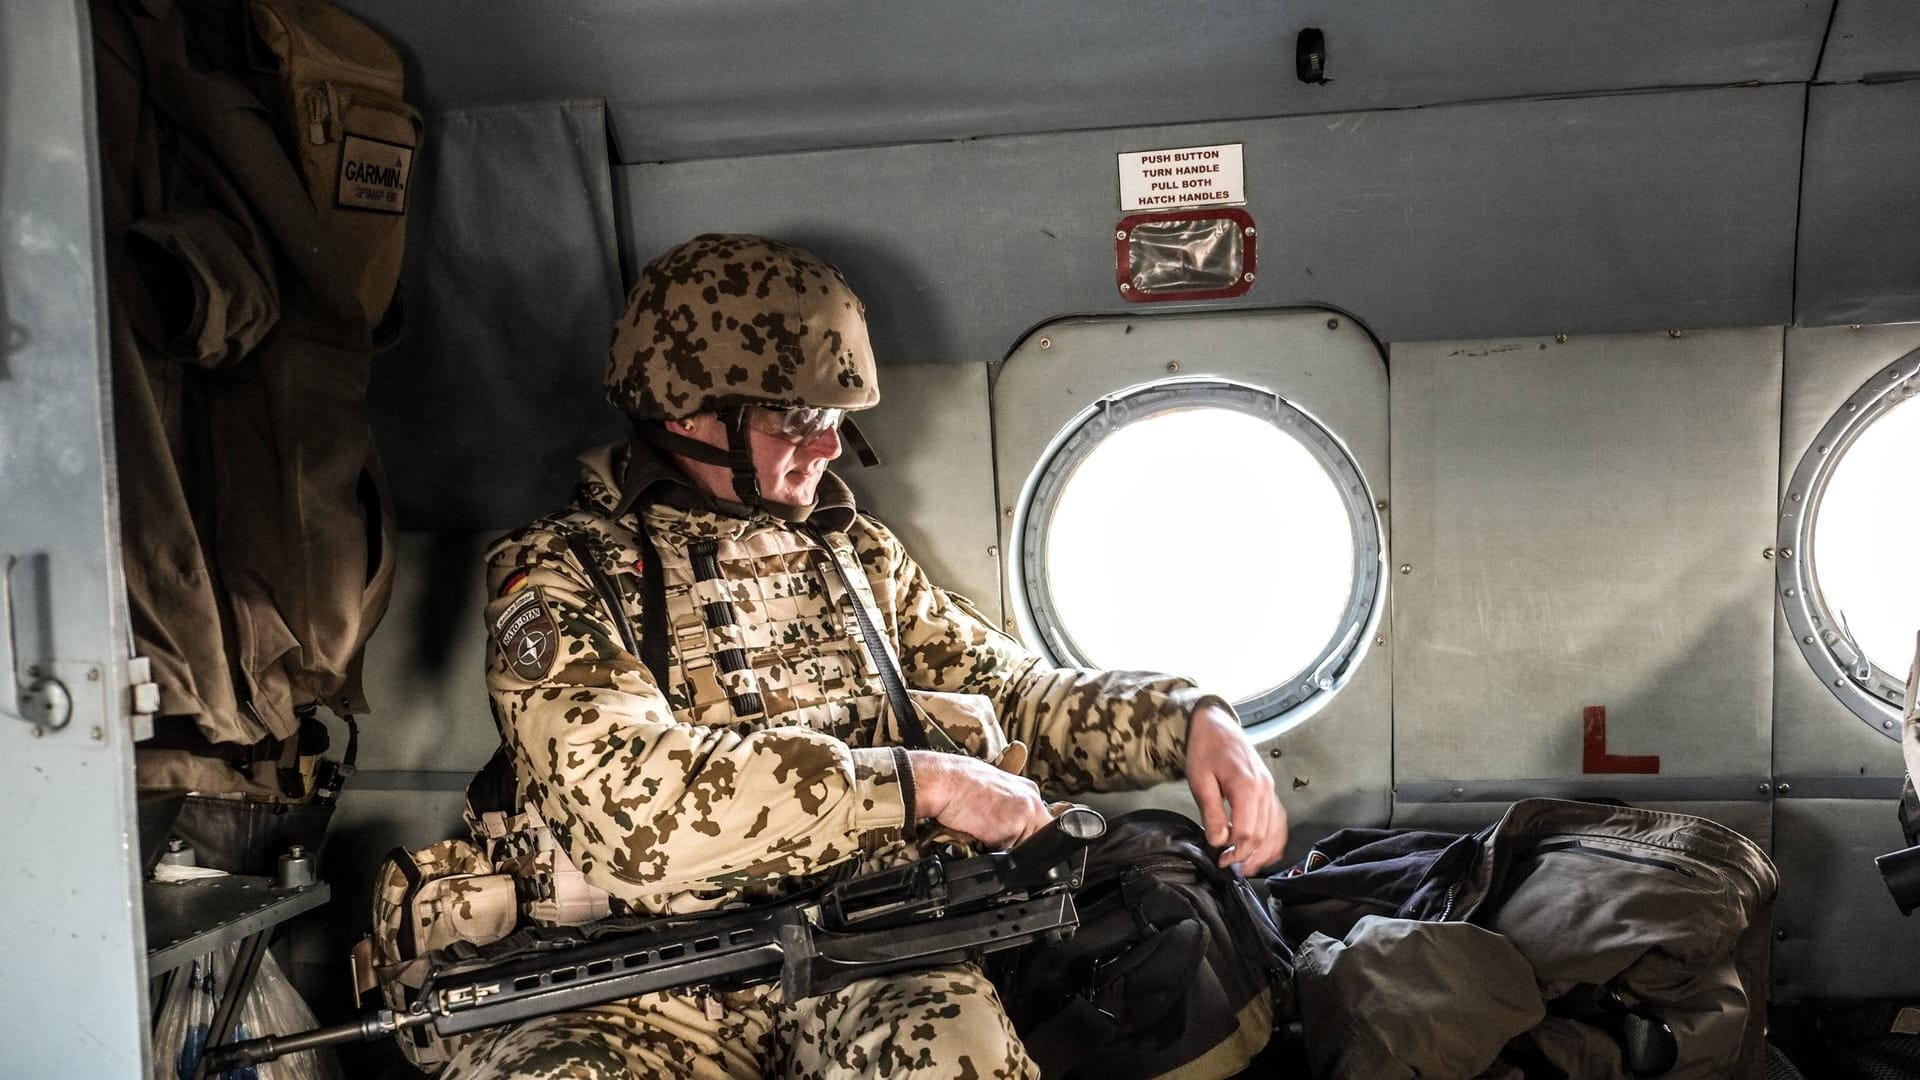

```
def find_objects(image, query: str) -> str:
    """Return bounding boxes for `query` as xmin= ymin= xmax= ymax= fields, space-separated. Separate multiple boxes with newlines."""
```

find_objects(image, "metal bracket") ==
xmin=129 ymin=655 xmax=158 ymax=741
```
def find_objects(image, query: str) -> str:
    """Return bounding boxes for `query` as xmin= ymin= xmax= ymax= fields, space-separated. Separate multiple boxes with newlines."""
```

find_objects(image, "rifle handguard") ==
xmin=202 ymin=806 xmax=1106 ymax=1070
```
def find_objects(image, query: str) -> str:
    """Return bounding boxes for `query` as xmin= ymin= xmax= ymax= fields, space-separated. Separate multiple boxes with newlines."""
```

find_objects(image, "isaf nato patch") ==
xmin=494 ymin=586 xmax=559 ymax=681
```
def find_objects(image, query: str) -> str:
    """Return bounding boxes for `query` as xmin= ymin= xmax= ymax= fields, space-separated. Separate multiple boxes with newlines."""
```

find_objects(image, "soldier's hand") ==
xmin=1185 ymin=702 xmax=1288 ymax=873
xmin=908 ymin=750 xmax=1055 ymax=850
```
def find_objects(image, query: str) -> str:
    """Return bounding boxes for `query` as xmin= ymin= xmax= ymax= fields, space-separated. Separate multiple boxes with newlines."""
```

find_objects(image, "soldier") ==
xmin=452 ymin=234 xmax=1285 ymax=1079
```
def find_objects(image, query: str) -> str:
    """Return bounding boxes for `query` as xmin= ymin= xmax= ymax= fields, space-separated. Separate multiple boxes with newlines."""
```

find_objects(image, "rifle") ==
xmin=204 ymin=806 xmax=1107 ymax=1071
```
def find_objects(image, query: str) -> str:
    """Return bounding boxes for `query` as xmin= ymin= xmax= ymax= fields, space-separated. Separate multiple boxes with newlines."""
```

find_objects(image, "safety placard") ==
xmin=1117 ymin=143 xmax=1245 ymax=212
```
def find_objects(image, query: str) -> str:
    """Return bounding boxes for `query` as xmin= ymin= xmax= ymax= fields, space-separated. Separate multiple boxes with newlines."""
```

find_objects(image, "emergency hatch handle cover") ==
xmin=0 ymin=555 xmax=19 ymax=721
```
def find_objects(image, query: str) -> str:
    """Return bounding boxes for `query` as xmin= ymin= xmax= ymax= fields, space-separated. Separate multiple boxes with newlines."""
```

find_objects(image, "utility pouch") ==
xmin=464 ymin=745 xmax=618 ymax=927
xmin=471 ymin=802 xmax=616 ymax=928
xmin=246 ymin=0 xmax=421 ymax=332
xmin=370 ymin=839 xmax=516 ymax=1071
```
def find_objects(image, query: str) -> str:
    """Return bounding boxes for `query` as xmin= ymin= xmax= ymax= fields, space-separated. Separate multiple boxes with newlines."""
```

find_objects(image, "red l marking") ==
xmin=1582 ymin=706 xmax=1660 ymax=774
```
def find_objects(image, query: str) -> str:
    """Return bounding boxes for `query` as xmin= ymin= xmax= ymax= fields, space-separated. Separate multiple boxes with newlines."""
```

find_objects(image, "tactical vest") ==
xmin=475 ymin=482 xmax=1020 ymax=923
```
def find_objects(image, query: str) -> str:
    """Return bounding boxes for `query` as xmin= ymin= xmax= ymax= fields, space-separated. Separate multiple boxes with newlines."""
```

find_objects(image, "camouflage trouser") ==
xmin=440 ymin=963 xmax=1038 ymax=1080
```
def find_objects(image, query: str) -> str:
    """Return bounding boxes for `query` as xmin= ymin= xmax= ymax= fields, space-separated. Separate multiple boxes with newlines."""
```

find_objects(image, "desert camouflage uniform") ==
xmin=446 ymin=235 xmax=1224 ymax=1078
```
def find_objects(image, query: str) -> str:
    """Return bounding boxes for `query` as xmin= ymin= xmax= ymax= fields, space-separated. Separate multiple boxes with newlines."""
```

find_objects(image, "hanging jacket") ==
xmin=1270 ymin=798 xmax=1779 ymax=1080
xmin=93 ymin=0 xmax=415 ymax=783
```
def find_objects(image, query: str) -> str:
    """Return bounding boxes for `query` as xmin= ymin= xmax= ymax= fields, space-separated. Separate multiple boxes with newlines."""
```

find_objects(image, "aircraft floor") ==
xmin=330 ymin=1003 xmax=1920 ymax=1078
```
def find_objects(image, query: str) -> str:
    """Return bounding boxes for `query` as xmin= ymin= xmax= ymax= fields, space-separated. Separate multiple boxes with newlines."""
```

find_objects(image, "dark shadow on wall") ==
xmin=361 ymin=97 xmax=628 ymax=535
xmin=787 ymin=230 xmax=959 ymax=537
xmin=407 ymin=530 xmax=489 ymax=677
xmin=791 ymin=227 xmax=960 ymax=369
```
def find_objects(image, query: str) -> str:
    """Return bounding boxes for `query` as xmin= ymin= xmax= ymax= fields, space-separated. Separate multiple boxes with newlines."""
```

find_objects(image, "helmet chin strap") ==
xmin=635 ymin=412 xmax=817 ymax=522
xmin=718 ymin=408 xmax=764 ymax=507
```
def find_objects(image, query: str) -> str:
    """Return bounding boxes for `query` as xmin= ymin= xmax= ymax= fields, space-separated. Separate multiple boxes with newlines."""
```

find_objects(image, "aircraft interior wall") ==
xmin=8 ymin=2 xmax=1920 ymax=1072
xmin=0 ymin=3 xmax=151 ymax=1074
xmin=297 ymin=3 xmax=1920 ymax=1014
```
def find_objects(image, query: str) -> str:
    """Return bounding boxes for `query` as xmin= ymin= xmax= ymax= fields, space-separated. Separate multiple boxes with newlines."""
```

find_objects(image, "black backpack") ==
xmin=993 ymin=809 xmax=1294 ymax=1079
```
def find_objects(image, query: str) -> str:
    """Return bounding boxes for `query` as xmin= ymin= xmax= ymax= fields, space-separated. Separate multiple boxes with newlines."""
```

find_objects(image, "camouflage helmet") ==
xmin=606 ymin=234 xmax=880 ymax=419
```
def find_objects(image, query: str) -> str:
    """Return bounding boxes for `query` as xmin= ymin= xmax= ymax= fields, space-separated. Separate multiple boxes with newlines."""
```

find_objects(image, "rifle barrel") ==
xmin=200 ymin=1009 xmax=427 ymax=1071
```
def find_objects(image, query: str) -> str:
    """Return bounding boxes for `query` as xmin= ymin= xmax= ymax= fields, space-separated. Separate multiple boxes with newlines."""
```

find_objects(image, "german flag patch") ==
xmin=497 ymin=569 xmax=532 ymax=598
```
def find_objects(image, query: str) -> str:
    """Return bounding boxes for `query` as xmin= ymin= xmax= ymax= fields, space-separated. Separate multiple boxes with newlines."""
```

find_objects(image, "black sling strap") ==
xmin=631 ymin=519 xmax=673 ymax=694
xmin=806 ymin=524 xmax=960 ymax=755
xmin=563 ymin=528 xmax=673 ymax=692
xmin=388 ymin=846 xmax=427 ymax=960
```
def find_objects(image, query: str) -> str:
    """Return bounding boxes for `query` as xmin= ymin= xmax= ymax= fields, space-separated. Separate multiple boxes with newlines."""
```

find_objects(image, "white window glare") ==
xmin=1811 ymin=390 xmax=1920 ymax=677
xmin=1018 ymin=379 xmax=1383 ymax=725
xmin=1043 ymin=408 xmax=1355 ymax=701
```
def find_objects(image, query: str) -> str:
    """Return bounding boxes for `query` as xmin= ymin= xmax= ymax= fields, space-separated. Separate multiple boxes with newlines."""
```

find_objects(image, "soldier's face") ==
xmin=671 ymin=411 xmax=843 ymax=506
xmin=749 ymin=417 xmax=843 ymax=504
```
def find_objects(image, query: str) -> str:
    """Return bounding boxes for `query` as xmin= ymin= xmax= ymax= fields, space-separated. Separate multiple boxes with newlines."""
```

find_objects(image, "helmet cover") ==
xmin=606 ymin=234 xmax=880 ymax=419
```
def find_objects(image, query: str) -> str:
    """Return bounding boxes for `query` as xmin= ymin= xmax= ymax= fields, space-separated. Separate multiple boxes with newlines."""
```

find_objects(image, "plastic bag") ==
xmin=151 ymin=944 xmax=341 ymax=1080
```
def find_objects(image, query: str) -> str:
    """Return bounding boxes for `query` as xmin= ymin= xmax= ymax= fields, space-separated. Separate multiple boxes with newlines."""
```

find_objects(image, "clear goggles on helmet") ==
xmin=748 ymin=406 xmax=846 ymax=444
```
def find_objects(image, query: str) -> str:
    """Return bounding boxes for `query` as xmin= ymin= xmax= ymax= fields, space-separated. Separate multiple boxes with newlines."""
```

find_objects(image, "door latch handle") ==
xmin=0 ymin=554 xmax=18 ymax=722
xmin=2 ymin=554 xmax=73 ymax=732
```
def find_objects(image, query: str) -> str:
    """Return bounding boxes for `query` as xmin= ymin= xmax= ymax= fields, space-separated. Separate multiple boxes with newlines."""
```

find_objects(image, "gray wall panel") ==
xmin=620 ymin=86 xmax=1802 ymax=362
xmin=369 ymin=103 xmax=627 ymax=532
xmin=352 ymin=532 xmax=499 ymax=774
xmin=336 ymin=1 xmax=1827 ymax=161
xmin=1816 ymin=0 xmax=1920 ymax=82
xmin=1 ymin=1 xmax=151 ymax=1072
xmin=1391 ymin=329 xmax=1782 ymax=783
xmin=1773 ymin=323 xmax=1920 ymax=776
xmin=993 ymin=310 xmax=1395 ymax=857
xmin=839 ymin=364 xmax=1002 ymax=622
xmin=1796 ymin=82 xmax=1920 ymax=327
xmin=1772 ymin=799 xmax=1920 ymax=999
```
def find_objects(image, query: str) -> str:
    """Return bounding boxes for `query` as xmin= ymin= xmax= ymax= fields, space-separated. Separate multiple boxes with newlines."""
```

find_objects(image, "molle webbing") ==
xmin=688 ymin=540 xmax=767 ymax=720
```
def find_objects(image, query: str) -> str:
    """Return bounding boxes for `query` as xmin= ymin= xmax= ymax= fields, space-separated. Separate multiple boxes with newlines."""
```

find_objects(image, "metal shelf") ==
xmin=145 ymin=876 xmax=330 ymax=977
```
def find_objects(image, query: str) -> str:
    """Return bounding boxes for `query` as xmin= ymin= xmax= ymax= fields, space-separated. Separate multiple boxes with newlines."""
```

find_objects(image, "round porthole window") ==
xmin=1780 ymin=347 xmax=1920 ymax=737
xmin=1012 ymin=379 xmax=1383 ymax=725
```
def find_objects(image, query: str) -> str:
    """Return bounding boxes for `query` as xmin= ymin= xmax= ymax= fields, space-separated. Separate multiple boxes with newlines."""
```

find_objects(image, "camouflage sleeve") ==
xmin=849 ymin=516 xmax=1209 ymax=797
xmin=482 ymin=527 xmax=907 ymax=898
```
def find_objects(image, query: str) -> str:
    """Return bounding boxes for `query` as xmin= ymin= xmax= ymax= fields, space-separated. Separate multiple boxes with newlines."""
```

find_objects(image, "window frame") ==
xmin=1012 ymin=377 xmax=1385 ymax=725
xmin=1778 ymin=345 xmax=1920 ymax=739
